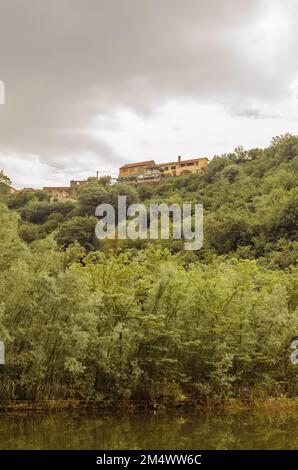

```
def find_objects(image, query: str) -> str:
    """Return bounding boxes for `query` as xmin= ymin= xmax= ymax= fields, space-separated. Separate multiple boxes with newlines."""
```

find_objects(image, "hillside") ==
xmin=6 ymin=133 xmax=298 ymax=269
xmin=0 ymin=134 xmax=297 ymax=403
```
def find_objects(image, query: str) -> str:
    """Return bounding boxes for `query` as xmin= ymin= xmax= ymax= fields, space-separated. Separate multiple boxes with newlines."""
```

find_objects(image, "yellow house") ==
xmin=119 ymin=160 xmax=157 ymax=177
xmin=158 ymin=156 xmax=208 ymax=176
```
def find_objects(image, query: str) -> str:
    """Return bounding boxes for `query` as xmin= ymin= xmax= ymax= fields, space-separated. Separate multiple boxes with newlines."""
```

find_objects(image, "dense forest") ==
xmin=0 ymin=134 xmax=297 ymax=403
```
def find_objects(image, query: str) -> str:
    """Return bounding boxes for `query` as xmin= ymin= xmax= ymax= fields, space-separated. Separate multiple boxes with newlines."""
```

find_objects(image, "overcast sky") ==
xmin=0 ymin=0 xmax=298 ymax=188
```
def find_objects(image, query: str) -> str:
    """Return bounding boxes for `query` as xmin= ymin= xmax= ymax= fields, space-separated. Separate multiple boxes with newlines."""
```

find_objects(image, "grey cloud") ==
xmin=237 ymin=108 xmax=262 ymax=119
xmin=232 ymin=106 xmax=282 ymax=120
xmin=0 ymin=0 xmax=297 ymax=180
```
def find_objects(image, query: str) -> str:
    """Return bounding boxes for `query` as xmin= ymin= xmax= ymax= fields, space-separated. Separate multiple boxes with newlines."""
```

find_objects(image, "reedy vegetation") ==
xmin=0 ymin=134 xmax=297 ymax=402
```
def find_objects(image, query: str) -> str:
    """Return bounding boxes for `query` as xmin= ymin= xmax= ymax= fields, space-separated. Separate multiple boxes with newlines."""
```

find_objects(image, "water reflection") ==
xmin=0 ymin=410 xmax=298 ymax=450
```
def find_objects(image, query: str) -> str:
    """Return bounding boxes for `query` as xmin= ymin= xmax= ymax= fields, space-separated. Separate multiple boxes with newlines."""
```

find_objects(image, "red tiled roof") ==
xmin=120 ymin=160 xmax=156 ymax=169
xmin=158 ymin=157 xmax=208 ymax=167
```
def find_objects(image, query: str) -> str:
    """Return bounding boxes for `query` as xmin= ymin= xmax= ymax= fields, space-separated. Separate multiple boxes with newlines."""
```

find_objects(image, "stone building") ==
xmin=16 ymin=187 xmax=36 ymax=194
xmin=43 ymin=186 xmax=71 ymax=199
xmin=70 ymin=179 xmax=88 ymax=190
xmin=119 ymin=160 xmax=157 ymax=178
xmin=158 ymin=156 xmax=208 ymax=176
xmin=43 ymin=180 xmax=88 ymax=200
xmin=119 ymin=156 xmax=208 ymax=179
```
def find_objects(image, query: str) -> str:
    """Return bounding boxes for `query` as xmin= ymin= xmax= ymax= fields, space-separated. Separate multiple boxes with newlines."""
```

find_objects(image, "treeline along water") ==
xmin=0 ymin=134 xmax=297 ymax=402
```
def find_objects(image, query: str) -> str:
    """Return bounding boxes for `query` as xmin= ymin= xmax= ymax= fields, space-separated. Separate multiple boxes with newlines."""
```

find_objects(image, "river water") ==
xmin=0 ymin=410 xmax=298 ymax=450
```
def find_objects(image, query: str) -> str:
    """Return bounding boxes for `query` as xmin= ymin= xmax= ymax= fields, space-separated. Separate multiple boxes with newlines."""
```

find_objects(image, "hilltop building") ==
xmin=43 ymin=186 xmax=71 ymax=199
xmin=158 ymin=156 xmax=208 ymax=176
xmin=43 ymin=179 xmax=89 ymax=200
xmin=119 ymin=156 xmax=208 ymax=181
xmin=119 ymin=160 xmax=156 ymax=178
xmin=41 ymin=155 xmax=209 ymax=199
